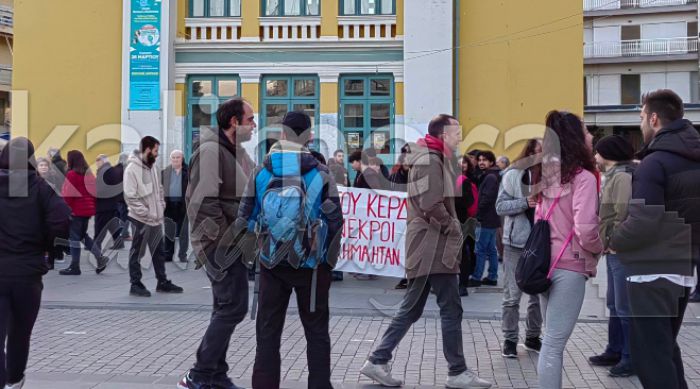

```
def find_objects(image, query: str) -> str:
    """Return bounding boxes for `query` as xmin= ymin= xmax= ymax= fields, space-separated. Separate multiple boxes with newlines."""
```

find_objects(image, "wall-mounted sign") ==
xmin=129 ymin=0 xmax=162 ymax=111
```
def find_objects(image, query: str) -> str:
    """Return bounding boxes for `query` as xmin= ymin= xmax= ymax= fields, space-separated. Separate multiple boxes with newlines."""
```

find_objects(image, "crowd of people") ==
xmin=0 ymin=89 xmax=698 ymax=389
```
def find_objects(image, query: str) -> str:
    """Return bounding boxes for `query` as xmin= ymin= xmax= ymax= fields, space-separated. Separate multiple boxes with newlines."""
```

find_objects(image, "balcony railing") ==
xmin=0 ymin=66 xmax=10 ymax=86
xmin=584 ymin=37 xmax=699 ymax=58
xmin=0 ymin=6 xmax=12 ymax=36
xmin=185 ymin=18 xmax=242 ymax=42
xmin=584 ymin=0 xmax=697 ymax=12
xmin=259 ymin=17 xmax=321 ymax=41
xmin=338 ymin=15 xmax=397 ymax=41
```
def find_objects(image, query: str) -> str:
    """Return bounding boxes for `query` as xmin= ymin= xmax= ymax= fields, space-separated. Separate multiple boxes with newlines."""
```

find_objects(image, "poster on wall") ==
xmin=335 ymin=187 xmax=408 ymax=278
xmin=129 ymin=0 xmax=162 ymax=111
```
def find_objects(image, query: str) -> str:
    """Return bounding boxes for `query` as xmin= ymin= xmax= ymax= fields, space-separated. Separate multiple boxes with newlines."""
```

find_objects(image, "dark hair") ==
xmin=217 ymin=97 xmax=246 ymax=130
xmin=461 ymin=154 xmax=474 ymax=175
xmin=310 ymin=150 xmax=326 ymax=165
xmin=513 ymin=138 xmax=543 ymax=188
xmin=333 ymin=149 xmax=344 ymax=157
xmin=467 ymin=149 xmax=481 ymax=157
xmin=543 ymin=110 xmax=596 ymax=185
xmin=67 ymin=150 xmax=90 ymax=175
xmin=477 ymin=151 xmax=496 ymax=164
xmin=642 ymin=89 xmax=684 ymax=126
xmin=428 ymin=114 xmax=458 ymax=137
xmin=348 ymin=150 xmax=362 ymax=164
xmin=140 ymin=136 xmax=160 ymax=153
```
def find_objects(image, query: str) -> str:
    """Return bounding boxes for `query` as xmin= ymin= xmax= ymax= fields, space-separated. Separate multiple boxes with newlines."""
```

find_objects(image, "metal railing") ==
xmin=584 ymin=37 xmax=699 ymax=58
xmin=584 ymin=0 xmax=696 ymax=11
xmin=185 ymin=18 xmax=242 ymax=41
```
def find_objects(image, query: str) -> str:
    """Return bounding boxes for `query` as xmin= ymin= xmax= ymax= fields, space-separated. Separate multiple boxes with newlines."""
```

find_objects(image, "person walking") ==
xmin=328 ymin=149 xmax=349 ymax=186
xmin=0 ymin=138 xmax=71 ymax=389
xmin=59 ymin=150 xmax=109 ymax=276
xmin=390 ymin=147 xmax=410 ymax=290
xmin=360 ymin=114 xmax=492 ymax=389
xmin=455 ymin=154 xmax=479 ymax=297
xmin=237 ymin=111 xmax=344 ymax=389
xmin=162 ymin=149 xmax=189 ymax=263
xmin=36 ymin=157 xmax=62 ymax=192
xmin=178 ymin=98 xmax=256 ymax=389
xmin=47 ymin=148 xmax=67 ymax=190
xmin=123 ymin=136 xmax=183 ymax=297
xmin=496 ymin=139 xmax=543 ymax=358
xmin=587 ymin=135 xmax=636 ymax=377
xmin=111 ymin=155 xmax=127 ymax=248
xmin=536 ymin=110 xmax=603 ymax=389
xmin=610 ymin=89 xmax=700 ymax=389
xmin=94 ymin=154 xmax=122 ymax=252
xmin=469 ymin=151 xmax=501 ymax=287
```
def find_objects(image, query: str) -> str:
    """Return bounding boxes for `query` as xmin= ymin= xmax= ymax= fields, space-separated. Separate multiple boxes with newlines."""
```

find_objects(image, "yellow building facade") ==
xmin=13 ymin=0 xmax=582 ymax=165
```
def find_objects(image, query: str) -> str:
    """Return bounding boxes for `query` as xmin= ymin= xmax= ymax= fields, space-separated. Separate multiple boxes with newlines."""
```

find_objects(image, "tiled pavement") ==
xmin=20 ymin=248 xmax=700 ymax=388
xmin=24 ymin=308 xmax=700 ymax=388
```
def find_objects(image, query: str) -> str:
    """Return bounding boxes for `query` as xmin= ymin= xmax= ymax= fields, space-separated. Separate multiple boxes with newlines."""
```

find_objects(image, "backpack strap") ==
xmin=547 ymin=229 xmax=575 ymax=279
xmin=302 ymin=168 xmax=323 ymax=220
xmin=541 ymin=187 xmax=566 ymax=221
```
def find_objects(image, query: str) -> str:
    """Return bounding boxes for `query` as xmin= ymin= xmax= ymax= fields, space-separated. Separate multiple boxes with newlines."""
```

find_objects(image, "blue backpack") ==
xmin=250 ymin=159 xmax=328 ymax=317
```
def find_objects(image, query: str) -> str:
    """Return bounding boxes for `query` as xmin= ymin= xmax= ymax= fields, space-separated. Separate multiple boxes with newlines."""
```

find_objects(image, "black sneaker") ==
xmin=466 ymin=279 xmax=482 ymax=287
xmin=395 ymin=279 xmax=408 ymax=289
xmin=459 ymin=286 xmax=469 ymax=296
xmin=502 ymin=340 xmax=518 ymax=358
xmin=95 ymin=256 xmax=109 ymax=274
xmin=589 ymin=352 xmax=621 ymax=367
xmin=59 ymin=267 xmax=81 ymax=276
xmin=481 ymin=278 xmax=498 ymax=286
xmin=524 ymin=337 xmax=542 ymax=352
xmin=609 ymin=362 xmax=635 ymax=377
xmin=156 ymin=280 xmax=184 ymax=293
xmin=130 ymin=283 xmax=151 ymax=297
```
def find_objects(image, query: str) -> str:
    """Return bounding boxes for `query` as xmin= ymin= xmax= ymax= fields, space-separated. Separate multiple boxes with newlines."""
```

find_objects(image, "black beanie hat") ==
xmin=595 ymin=135 xmax=634 ymax=162
xmin=281 ymin=111 xmax=311 ymax=137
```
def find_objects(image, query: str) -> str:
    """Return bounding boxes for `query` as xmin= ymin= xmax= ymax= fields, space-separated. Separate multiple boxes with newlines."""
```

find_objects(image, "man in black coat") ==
xmin=95 ymin=154 xmax=124 ymax=251
xmin=162 ymin=149 xmax=189 ymax=262
xmin=0 ymin=138 xmax=70 ymax=388
xmin=610 ymin=89 xmax=700 ymax=389
xmin=469 ymin=151 xmax=501 ymax=287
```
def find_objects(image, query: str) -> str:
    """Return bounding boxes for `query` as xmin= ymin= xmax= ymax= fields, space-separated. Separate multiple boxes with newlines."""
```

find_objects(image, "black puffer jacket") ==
xmin=476 ymin=167 xmax=502 ymax=229
xmin=611 ymin=119 xmax=700 ymax=276
xmin=0 ymin=138 xmax=71 ymax=280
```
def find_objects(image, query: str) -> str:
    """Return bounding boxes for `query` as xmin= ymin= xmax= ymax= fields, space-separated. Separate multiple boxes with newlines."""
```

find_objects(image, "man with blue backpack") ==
xmin=237 ymin=111 xmax=344 ymax=389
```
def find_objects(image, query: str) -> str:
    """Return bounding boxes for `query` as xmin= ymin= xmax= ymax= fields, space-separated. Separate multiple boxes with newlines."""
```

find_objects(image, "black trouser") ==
xmin=128 ymin=218 xmax=168 ymax=285
xmin=252 ymin=265 xmax=333 ymax=389
xmin=0 ymin=279 xmax=42 ymax=387
xmin=117 ymin=202 xmax=129 ymax=238
xmin=459 ymin=236 xmax=475 ymax=287
xmin=94 ymin=209 xmax=120 ymax=251
xmin=69 ymin=216 xmax=103 ymax=270
xmin=190 ymin=260 xmax=249 ymax=386
xmin=163 ymin=200 xmax=189 ymax=261
xmin=628 ymin=279 xmax=690 ymax=389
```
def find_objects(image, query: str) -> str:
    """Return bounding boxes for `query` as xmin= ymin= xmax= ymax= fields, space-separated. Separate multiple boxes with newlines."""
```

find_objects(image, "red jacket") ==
xmin=62 ymin=170 xmax=97 ymax=217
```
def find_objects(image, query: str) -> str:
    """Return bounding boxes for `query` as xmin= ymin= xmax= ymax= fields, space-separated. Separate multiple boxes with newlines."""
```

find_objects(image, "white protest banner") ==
xmin=335 ymin=186 xmax=407 ymax=278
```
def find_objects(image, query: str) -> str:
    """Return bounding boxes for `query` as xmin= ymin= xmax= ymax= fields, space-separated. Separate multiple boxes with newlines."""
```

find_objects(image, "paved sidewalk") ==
xmin=24 ymin=308 xmax=700 ymax=389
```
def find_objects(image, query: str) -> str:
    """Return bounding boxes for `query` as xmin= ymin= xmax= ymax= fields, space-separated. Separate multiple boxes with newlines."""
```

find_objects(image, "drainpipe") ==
xmin=453 ymin=0 xmax=460 ymax=120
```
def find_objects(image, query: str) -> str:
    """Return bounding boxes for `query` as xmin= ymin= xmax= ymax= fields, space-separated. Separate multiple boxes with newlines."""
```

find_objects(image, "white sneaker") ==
xmin=360 ymin=360 xmax=403 ymax=387
xmin=5 ymin=376 xmax=25 ymax=389
xmin=446 ymin=370 xmax=492 ymax=388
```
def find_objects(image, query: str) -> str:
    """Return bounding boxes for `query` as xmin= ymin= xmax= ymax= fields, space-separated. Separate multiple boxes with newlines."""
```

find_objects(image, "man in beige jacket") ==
xmin=361 ymin=115 xmax=492 ymax=389
xmin=123 ymin=136 xmax=183 ymax=297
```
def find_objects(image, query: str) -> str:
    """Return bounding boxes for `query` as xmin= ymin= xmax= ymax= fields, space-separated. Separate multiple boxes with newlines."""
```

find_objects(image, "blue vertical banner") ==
xmin=129 ymin=0 xmax=162 ymax=111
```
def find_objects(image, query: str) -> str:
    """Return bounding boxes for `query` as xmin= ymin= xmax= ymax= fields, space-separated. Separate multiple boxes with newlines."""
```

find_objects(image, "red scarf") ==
xmin=417 ymin=134 xmax=452 ymax=157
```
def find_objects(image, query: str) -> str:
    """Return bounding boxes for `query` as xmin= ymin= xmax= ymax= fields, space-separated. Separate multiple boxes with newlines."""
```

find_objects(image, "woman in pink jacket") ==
xmin=536 ymin=111 xmax=604 ymax=389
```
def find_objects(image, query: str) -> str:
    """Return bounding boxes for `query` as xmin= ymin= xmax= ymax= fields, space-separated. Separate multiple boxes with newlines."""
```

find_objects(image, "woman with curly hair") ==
xmin=536 ymin=111 xmax=603 ymax=388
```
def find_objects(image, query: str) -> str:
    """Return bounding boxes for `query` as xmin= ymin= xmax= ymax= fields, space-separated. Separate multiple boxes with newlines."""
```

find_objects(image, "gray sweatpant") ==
xmin=537 ymin=269 xmax=587 ymax=389
xmin=502 ymin=245 xmax=542 ymax=342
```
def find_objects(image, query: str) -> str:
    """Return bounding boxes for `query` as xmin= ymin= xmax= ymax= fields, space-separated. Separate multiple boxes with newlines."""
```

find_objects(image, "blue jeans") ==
xmin=471 ymin=227 xmax=498 ymax=281
xmin=605 ymin=254 xmax=631 ymax=363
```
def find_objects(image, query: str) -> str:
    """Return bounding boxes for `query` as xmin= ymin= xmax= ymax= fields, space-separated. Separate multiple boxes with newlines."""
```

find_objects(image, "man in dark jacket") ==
xmin=0 ymin=138 xmax=70 ymax=388
xmin=351 ymin=151 xmax=385 ymax=190
xmin=610 ymin=89 xmax=700 ymax=389
xmin=95 ymin=154 xmax=123 ymax=251
xmin=47 ymin=147 xmax=67 ymax=189
xmin=179 ymin=97 xmax=256 ymax=389
xmin=469 ymin=151 xmax=501 ymax=287
xmin=237 ymin=111 xmax=343 ymax=389
xmin=328 ymin=149 xmax=349 ymax=186
xmin=162 ymin=150 xmax=189 ymax=263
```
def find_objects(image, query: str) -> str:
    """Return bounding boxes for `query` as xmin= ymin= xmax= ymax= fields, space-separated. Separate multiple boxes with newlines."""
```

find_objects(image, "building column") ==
xmin=320 ymin=0 xmax=339 ymax=41
xmin=319 ymin=72 xmax=340 ymax=157
xmin=241 ymin=0 xmax=261 ymax=42
xmin=241 ymin=72 xmax=261 ymax=159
